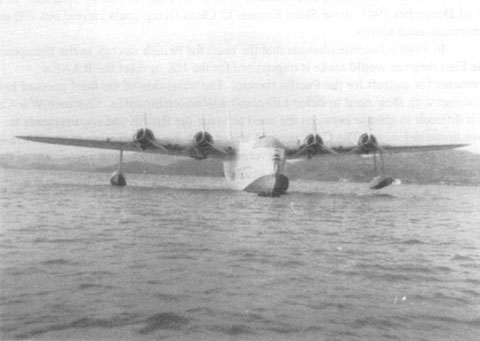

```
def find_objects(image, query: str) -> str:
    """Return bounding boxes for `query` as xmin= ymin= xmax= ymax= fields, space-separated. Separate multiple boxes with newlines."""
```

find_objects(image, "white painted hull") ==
xmin=222 ymin=137 xmax=290 ymax=194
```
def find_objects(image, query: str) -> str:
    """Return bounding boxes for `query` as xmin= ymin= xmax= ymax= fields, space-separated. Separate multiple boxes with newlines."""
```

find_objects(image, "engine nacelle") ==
xmin=304 ymin=133 xmax=323 ymax=147
xmin=357 ymin=133 xmax=378 ymax=153
xmin=303 ymin=133 xmax=324 ymax=157
xmin=133 ymin=128 xmax=155 ymax=150
xmin=191 ymin=131 xmax=214 ymax=159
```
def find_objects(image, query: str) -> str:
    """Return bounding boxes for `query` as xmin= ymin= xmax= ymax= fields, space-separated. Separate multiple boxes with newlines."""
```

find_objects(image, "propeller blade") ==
xmin=348 ymin=145 xmax=362 ymax=154
xmin=293 ymin=145 xmax=309 ymax=156
xmin=206 ymin=142 xmax=230 ymax=155
xmin=147 ymin=139 xmax=169 ymax=153
xmin=321 ymin=146 xmax=338 ymax=155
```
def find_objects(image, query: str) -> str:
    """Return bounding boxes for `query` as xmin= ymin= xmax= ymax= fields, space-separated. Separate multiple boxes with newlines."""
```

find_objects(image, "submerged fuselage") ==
xmin=223 ymin=136 xmax=289 ymax=195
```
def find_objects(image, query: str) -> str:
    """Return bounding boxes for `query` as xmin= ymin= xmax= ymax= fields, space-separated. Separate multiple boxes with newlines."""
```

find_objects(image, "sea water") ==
xmin=1 ymin=168 xmax=479 ymax=340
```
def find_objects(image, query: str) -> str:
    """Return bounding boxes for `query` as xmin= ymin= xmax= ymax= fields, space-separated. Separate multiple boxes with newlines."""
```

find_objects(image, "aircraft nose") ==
xmin=271 ymin=148 xmax=284 ymax=161
xmin=272 ymin=148 xmax=285 ymax=173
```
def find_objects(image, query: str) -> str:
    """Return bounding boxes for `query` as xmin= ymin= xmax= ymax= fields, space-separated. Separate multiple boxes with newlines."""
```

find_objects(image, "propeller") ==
xmin=133 ymin=113 xmax=169 ymax=153
xmin=295 ymin=116 xmax=337 ymax=158
xmin=194 ymin=116 xmax=229 ymax=156
xmin=313 ymin=116 xmax=337 ymax=155
xmin=351 ymin=117 xmax=385 ymax=155
xmin=143 ymin=113 xmax=170 ymax=152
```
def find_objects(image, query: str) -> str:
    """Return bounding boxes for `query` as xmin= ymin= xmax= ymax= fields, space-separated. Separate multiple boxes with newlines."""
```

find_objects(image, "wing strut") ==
xmin=368 ymin=117 xmax=394 ymax=190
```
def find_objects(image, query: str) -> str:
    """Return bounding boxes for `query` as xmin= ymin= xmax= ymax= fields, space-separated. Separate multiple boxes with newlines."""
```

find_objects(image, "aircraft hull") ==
xmin=244 ymin=173 xmax=289 ymax=195
xmin=222 ymin=137 xmax=289 ymax=195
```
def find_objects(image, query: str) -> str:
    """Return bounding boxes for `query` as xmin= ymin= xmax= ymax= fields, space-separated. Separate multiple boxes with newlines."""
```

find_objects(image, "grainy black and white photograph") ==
xmin=1 ymin=0 xmax=480 ymax=340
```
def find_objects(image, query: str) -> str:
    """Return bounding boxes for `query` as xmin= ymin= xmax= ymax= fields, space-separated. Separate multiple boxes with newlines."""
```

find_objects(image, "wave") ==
xmin=400 ymin=239 xmax=426 ymax=245
xmin=14 ymin=312 xmax=140 ymax=339
xmin=138 ymin=313 xmax=190 ymax=334
xmin=451 ymin=254 xmax=473 ymax=261
xmin=40 ymin=259 xmax=77 ymax=266
xmin=212 ymin=324 xmax=254 ymax=336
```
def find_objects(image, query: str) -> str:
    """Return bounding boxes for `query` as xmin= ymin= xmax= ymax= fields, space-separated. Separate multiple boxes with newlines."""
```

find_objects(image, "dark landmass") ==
xmin=287 ymin=150 xmax=480 ymax=186
xmin=0 ymin=152 xmax=174 ymax=172
xmin=1 ymin=150 xmax=479 ymax=186
xmin=0 ymin=153 xmax=224 ymax=177
xmin=95 ymin=159 xmax=224 ymax=177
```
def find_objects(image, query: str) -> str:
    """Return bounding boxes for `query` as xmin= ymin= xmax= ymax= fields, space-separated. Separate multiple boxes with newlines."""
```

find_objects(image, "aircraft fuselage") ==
xmin=223 ymin=136 xmax=289 ymax=195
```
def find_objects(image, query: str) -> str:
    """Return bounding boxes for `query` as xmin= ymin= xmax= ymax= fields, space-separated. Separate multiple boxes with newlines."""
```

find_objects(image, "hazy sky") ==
xmin=1 ymin=0 xmax=480 ymax=154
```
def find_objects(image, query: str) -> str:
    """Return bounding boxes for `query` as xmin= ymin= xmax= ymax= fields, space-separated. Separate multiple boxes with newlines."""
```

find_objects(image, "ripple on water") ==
xmin=461 ymin=289 xmax=480 ymax=298
xmin=464 ymin=278 xmax=480 ymax=285
xmin=152 ymin=293 xmax=182 ymax=303
xmin=212 ymin=324 xmax=254 ymax=336
xmin=77 ymin=283 xmax=114 ymax=290
xmin=138 ymin=313 xmax=190 ymax=334
xmin=33 ymin=238 xmax=88 ymax=244
xmin=451 ymin=254 xmax=473 ymax=261
xmin=2 ymin=170 xmax=480 ymax=340
xmin=415 ymin=314 xmax=480 ymax=328
xmin=40 ymin=259 xmax=75 ymax=266
xmin=14 ymin=312 xmax=140 ymax=339
xmin=400 ymin=239 xmax=426 ymax=245
xmin=353 ymin=316 xmax=402 ymax=331
xmin=433 ymin=292 xmax=471 ymax=304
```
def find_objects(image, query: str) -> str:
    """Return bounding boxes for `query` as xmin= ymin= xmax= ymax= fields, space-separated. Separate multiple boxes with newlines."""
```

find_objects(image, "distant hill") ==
xmin=95 ymin=159 xmax=224 ymax=177
xmin=1 ymin=150 xmax=479 ymax=186
xmin=287 ymin=150 xmax=480 ymax=186
xmin=0 ymin=152 xmax=176 ymax=172
xmin=0 ymin=153 xmax=224 ymax=177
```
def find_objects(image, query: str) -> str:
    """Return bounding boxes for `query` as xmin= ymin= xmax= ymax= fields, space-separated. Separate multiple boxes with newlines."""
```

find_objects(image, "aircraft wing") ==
xmin=286 ymin=142 xmax=468 ymax=159
xmin=331 ymin=143 xmax=469 ymax=154
xmin=16 ymin=135 xmax=235 ymax=160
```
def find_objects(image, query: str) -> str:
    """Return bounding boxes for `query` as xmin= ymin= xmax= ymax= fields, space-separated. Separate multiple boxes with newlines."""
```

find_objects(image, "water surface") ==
xmin=1 ymin=169 xmax=479 ymax=340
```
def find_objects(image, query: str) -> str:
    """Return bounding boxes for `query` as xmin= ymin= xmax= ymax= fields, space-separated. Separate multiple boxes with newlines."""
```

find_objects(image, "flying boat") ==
xmin=16 ymin=118 xmax=467 ymax=196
